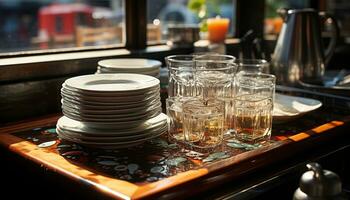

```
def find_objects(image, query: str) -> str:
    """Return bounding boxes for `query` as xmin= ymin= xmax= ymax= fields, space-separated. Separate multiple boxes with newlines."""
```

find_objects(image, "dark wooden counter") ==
xmin=1 ymin=88 xmax=350 ymax=200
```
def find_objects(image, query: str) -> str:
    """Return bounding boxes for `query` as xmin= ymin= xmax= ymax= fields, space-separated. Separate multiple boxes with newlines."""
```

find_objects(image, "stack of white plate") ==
xmin=57 ymin=73 xmax=167 ymax=149
xmin=96 ymin=58 xmax=162 ymax=78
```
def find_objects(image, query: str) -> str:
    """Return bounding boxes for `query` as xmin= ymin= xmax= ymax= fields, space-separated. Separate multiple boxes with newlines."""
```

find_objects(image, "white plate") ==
xmin=58 ymin=129 xmax=165 ymax=145
xmin=61 ymin=105 xmax=161 ymax=119
xmin=56 ymin=114 xmax=168 ymax=135
xmin=96 ymin=70 xmax=160 ymax=78
xmin=61 ymin=89 xmax=160 ymax=104
xmin=62 ymin=83 xmax=159 ymax=97
xmin=61 ymin=87 xmax=159 ymax=101
xmin=61 ymin=99 xmax=161 ymax=113
xmin=98 ymin=58 xmax=161 ymax=72
xmin=62 ymin=100 xmax=161 ymax=115
xmin=58 ymin=113 xmax=168 ymax=130
xmin=97 ymin=67 xmax=160 ymax=74
xmin=62 ymin=108 xmax=162 ymax=122
xmin=61 ymin=93 xmax=160 ymax=106
xmin=56 ymin=124 xmax=167 ymax=142
xmin=273 ymin=93 xmax=322 ymax=123
xmin=62 ymin=105 xmax=162 ymax=120
xmin=57 ymin=122 xmax=167 ymax=138
xmin=64 ymin=74 xmax=160 ymax=93
xmin=57 ymin=128 xmax=165 ymax=148
xmin=57 ymin=132 xmax=145 ymax=149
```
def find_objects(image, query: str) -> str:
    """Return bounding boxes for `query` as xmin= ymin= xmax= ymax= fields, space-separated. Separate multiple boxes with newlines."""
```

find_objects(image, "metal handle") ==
xmin=307 ymin=162 xmax=323 ymax=180
xmin=319 ymin=12 xmax=340 ymax=65
xmin=277 ymin=8 xmax=289 ymax=22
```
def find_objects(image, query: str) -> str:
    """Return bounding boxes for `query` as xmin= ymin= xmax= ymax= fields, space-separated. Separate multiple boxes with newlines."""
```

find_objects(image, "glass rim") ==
xmin=195 ymin=62 xmax=238 ymax=71
xmin=235 ymin=59 xmax=268 ymax=66
xmin=166 ymin=55 xmax=196 ymax=70
xmin=237 ymin=72 xmax=276 ymax=81
xmin=194 ymin=54 xmax=236 ymax=63
xmin=165 ymin=55 xmax=195 ymax=63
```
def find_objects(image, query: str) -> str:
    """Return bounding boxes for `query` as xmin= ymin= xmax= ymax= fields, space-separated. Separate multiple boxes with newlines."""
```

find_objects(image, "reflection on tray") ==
xmin=298 ymin=70 xmax=350 ymax=97
xmin=12 ymin=126 xmax=277 ymax=184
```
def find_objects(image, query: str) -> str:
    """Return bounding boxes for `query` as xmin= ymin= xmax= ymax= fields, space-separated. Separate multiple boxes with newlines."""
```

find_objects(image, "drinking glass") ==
xmin=165 ymin=55 xmax=196 ymax=97
xmin=236 ymin=59 xmax=270 ymax=74
xmin=233 ymin=73 xmax=276 ymax=142
xmin=194 ymin=54 xmax=237 ymax=133
xmin=166 ymin=96 xmax=195 ymax=144
xmin=166 ymin=97 xmax=184 ymax=143
xmin=182 ymin=98 xmax=225 ymax=150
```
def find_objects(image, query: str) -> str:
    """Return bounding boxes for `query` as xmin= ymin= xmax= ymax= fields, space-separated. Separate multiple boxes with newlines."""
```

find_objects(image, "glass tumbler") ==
xmin=233 ymin=73 xmax=276 ymax=142
xmin=183 ymin=98 xmax=225 ymax=150
xmin=194 ymin=54 xmax=237 ymax=132
xmin=166 ymin=96 xmax=195 ymax=144
xmin=236 ymin=59 xmax=270 ymax=74
xmin=165 ymin=55 xmax=196 ymax=97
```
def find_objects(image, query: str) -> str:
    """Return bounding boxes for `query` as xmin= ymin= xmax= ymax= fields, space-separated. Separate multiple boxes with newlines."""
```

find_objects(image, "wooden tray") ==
xmin=1 ymin=88 xmax=349 ymax=199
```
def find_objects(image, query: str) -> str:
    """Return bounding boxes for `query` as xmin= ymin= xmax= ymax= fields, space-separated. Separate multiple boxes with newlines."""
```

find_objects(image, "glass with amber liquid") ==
xmin=166 ymin=97 xmax=197 ymax=144
xmin=234 ymin=72 xmax=276 ymax=143
xmin=183 ymin=99 xmax=225 ymax=150
xmin=234 ymin=94 xmax=273 ymax=141
xmin=194 ymin=54 xmax=237 ymax=134
xmin=166 ymin=97 xmax=184 ymax=142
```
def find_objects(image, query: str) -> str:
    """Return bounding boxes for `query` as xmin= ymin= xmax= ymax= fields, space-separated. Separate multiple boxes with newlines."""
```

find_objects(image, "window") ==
xmin=147 ymin=0 xmax=236 ymax=44
xmin=264 ymin=0 xmax=310 ymax=36
xmin=0 ymin=0 xmax=125 ymax=54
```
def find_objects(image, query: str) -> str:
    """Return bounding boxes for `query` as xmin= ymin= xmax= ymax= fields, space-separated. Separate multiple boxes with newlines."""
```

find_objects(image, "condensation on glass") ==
xmin=147 ymin=0 xmax=236 ymax=44
xmin=0 ymin=0 xmax=125 ymax=54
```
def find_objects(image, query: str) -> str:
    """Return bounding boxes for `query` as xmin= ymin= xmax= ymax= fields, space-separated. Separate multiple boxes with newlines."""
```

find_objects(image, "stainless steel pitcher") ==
xmin=271 ymin=8 xmax=339 ymax=85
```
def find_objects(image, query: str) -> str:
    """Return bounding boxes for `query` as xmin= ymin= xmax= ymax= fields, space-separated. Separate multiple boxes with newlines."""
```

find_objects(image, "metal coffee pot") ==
xmin=293 ymin=163 xmax=348 ymax=200
xmin=271 ymin=8 xmax=339 ymax=85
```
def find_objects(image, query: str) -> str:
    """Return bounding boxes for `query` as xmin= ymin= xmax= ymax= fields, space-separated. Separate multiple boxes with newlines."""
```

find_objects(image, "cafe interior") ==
xmin=0 ymin=0 xmax=350 ymax=199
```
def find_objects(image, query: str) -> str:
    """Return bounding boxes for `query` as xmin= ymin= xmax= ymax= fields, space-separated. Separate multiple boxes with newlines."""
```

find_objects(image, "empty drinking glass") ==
xmin=165 ymin=55 xmax=196 ymax=97
xmin=236 ymin=59 xmax=270 ymax=74
xmin=233 ymin=73 xmax=276 ymax=142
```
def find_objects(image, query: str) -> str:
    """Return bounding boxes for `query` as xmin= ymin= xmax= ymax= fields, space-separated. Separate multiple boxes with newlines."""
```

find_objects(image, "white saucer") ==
xmin=97 ymin=67 xmax=160 ymax=75
xmin=64 ymin=74 xmax=160 ymax=93
xmin=57 ymin=113 xmax=168 ymax=130
xmin=273 ymin=93 xmax=322 ymax=123
xmin=61 ymin=90 xmax=160 ymax=104
xmin=57 ymin=127 xmax=166 ymax=149
xmin=61 ymin=99 xmax=161 ymax=113
xmin=98 ymin=58 xmax=161 ymax=72
xmin=56 ymin=124 xmax=167 ymax=142
xmin=62 ymin=100 xmax=161 ymax=115
xmin=62 ymin=83 xmax=159 ymax=97
xmin=61 ymin=87 xmax=159 ymax=102
xmin=61 ymin=93 xmax=160 ymax=106
xmin=62 ymin=108 xmax=161 ymax=122
xmin=56 ymin=114 xmax=168 ymax=135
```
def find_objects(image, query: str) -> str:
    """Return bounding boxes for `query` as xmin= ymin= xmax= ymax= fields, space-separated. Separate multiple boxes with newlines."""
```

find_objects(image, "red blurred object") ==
xmin=38 ymin=3 xmax=93 ymax=47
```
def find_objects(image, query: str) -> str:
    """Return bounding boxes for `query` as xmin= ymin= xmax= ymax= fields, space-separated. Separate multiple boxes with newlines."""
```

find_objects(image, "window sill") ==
xmin=0 ymin=45 xmax=193 ymax=83
xmin=0 ymin=39 xmax=241 ymax=83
